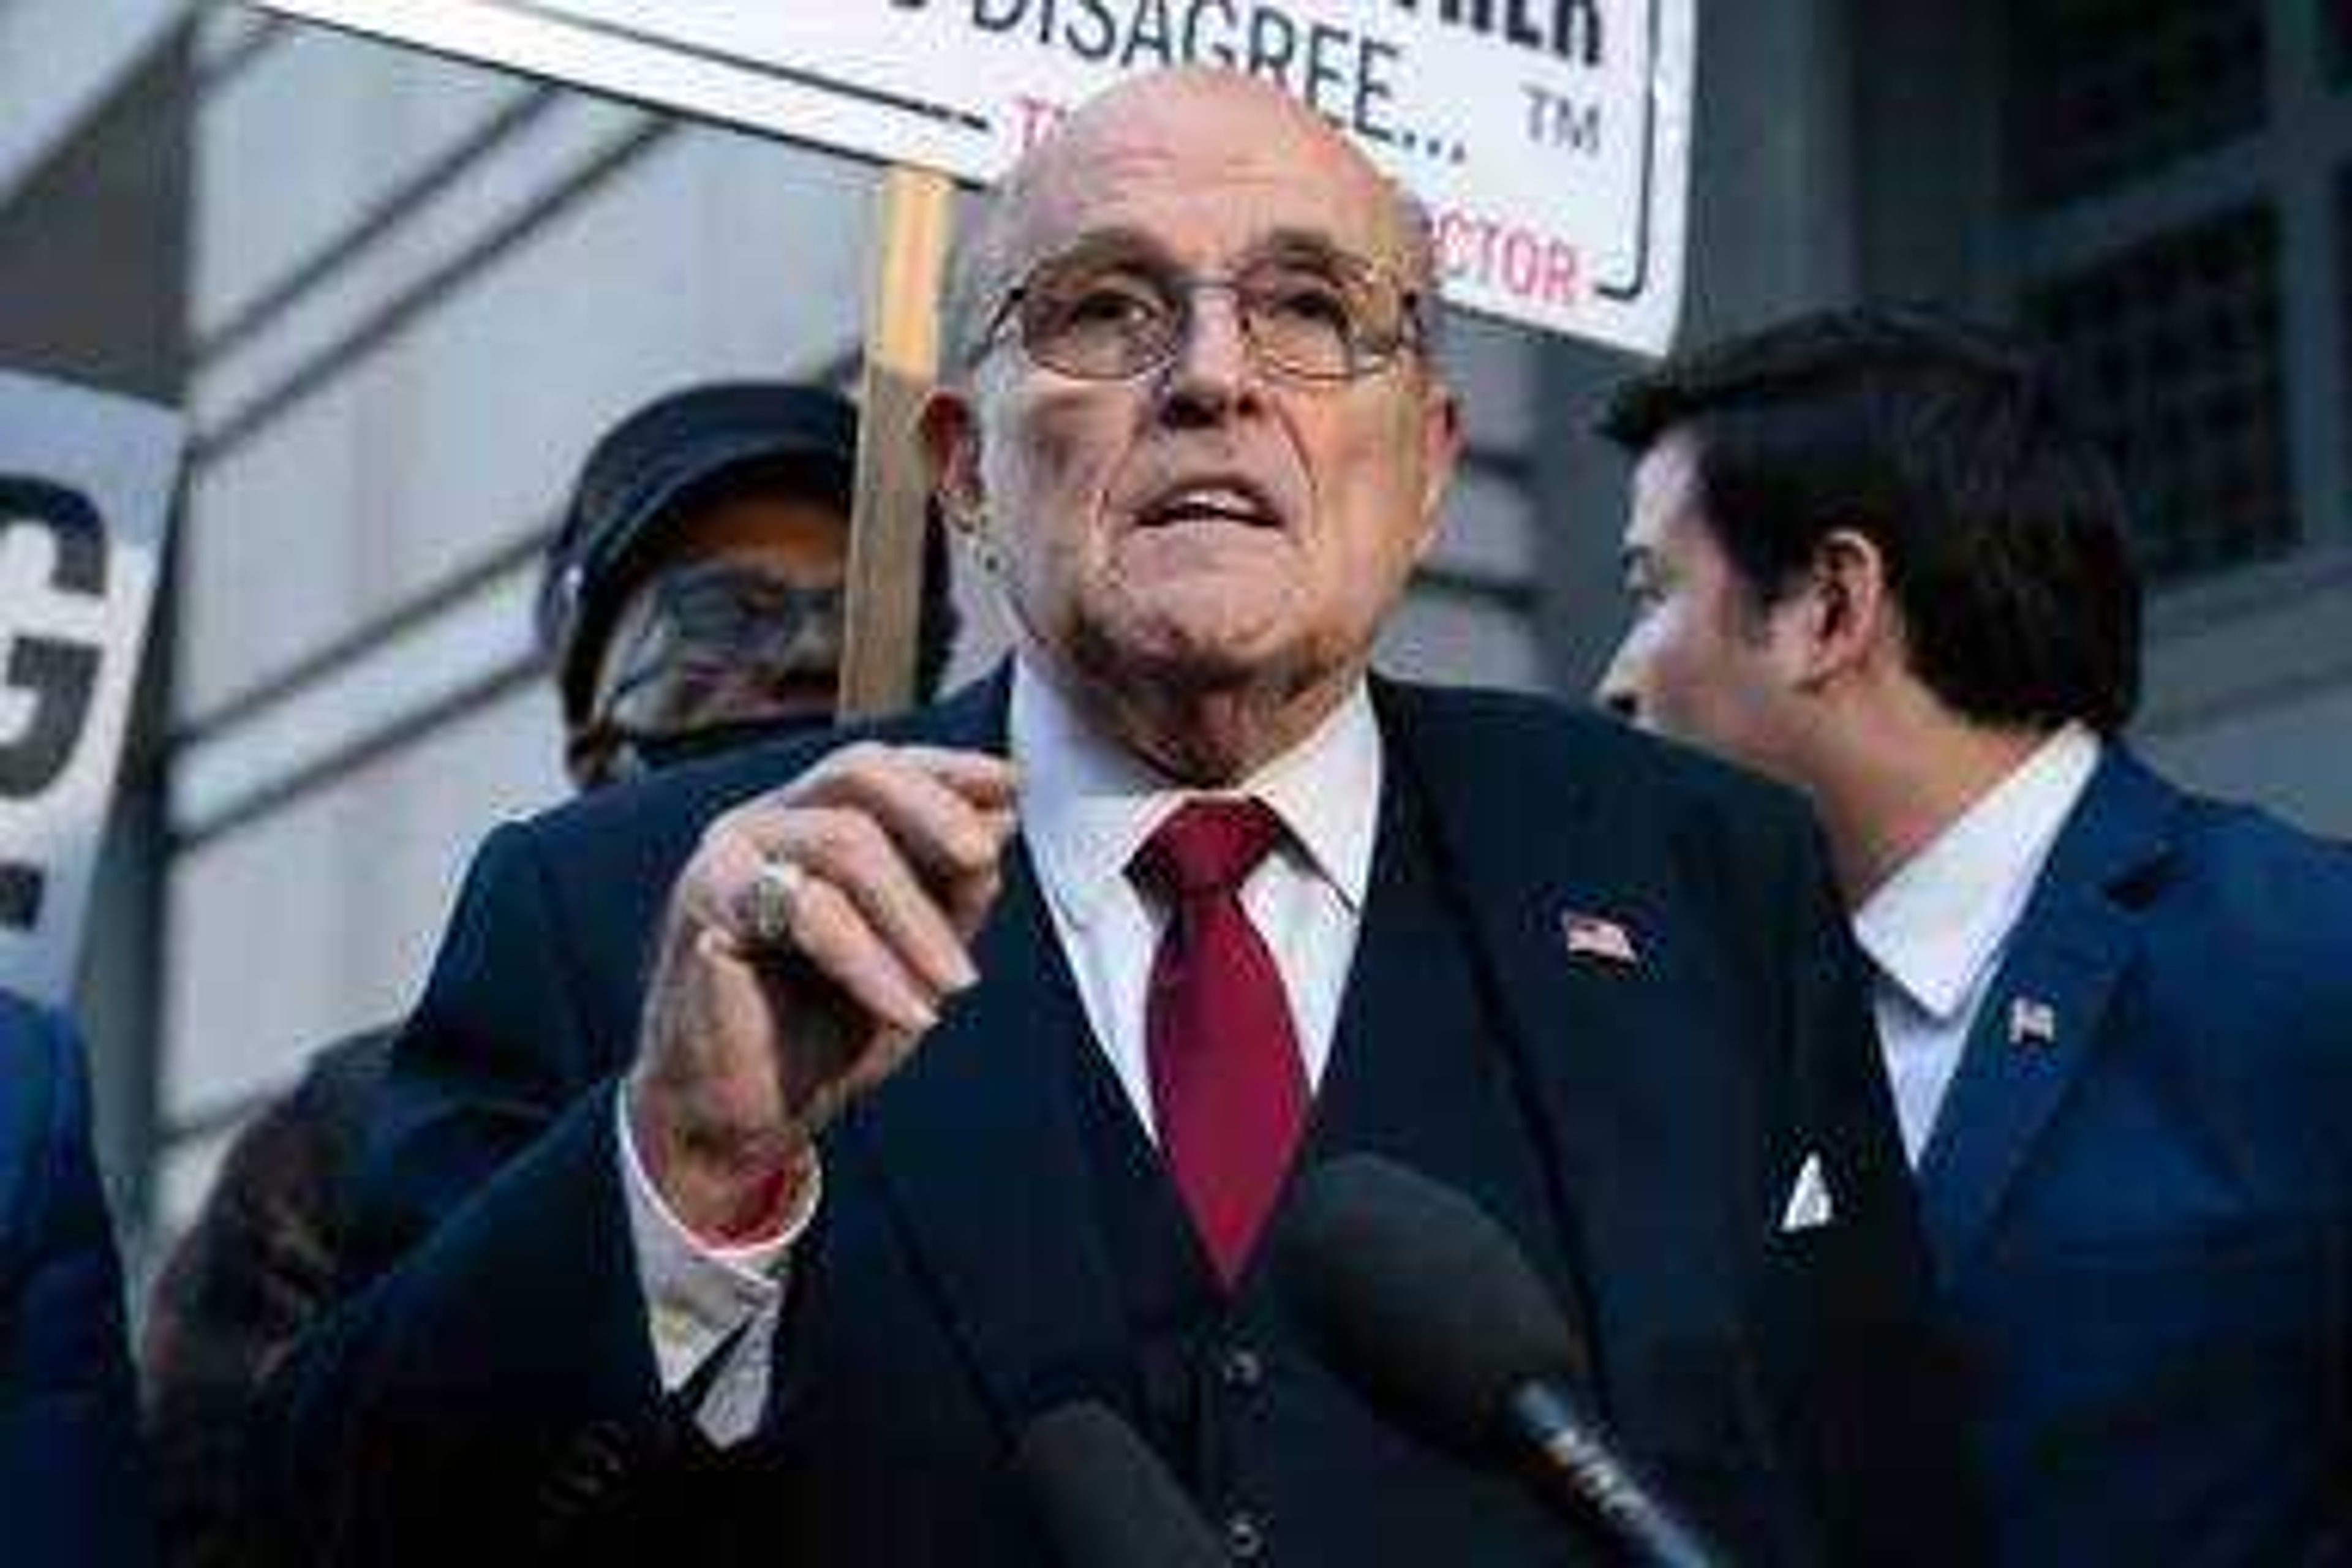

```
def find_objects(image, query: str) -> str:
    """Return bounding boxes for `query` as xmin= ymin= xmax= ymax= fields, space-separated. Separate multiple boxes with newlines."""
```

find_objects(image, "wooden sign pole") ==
xmin=839 ymin=164 xmax=956 ymax=719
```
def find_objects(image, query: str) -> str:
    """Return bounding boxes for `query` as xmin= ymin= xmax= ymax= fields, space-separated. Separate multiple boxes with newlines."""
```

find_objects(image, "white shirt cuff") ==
xmin=614 ymin=1091 xmax=820 ymax=1443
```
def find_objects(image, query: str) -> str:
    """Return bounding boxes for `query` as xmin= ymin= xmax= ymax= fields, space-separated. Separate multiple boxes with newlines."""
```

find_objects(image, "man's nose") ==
xmin=1158 ymin=287 xmax=1259 ymax=424
xmin=1594 ymin=649 xmax=1639 ymax=722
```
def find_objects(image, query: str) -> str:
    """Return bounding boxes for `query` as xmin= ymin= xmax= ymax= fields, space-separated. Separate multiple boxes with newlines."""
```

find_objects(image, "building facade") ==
xmin=1 ymin=0 xmax=2345 ymax=1261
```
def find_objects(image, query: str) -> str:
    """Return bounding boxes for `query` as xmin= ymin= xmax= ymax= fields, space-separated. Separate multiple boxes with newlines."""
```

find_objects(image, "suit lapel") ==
xmin=1378 ymin=687 xmax=1755 ymax=1388
xmin=1298 ymin=760 xmax=1576 ymax=1294
xmin=834 ymin=671 xmax=1129 ymax=1429
xmin=1915 ymin=750 xmax=2178 ymax=1281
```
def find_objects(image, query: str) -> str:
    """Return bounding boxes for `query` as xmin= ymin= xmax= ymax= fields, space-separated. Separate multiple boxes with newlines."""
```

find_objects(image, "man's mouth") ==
xmin=1136 ymin=478 xmax=1284 ymax=530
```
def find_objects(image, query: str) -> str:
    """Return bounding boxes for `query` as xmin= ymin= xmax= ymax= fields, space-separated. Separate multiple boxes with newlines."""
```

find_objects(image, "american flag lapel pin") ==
xmin=1561 ymin=908 xmax=1640 ymax=968
xmin=2008 ymin=995 xmax=2059 ymax=1049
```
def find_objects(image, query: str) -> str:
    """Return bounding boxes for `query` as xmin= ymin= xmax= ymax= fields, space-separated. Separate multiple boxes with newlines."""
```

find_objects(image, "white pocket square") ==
xmin=1779 ymin=1153 xmax=1834 ymax=1233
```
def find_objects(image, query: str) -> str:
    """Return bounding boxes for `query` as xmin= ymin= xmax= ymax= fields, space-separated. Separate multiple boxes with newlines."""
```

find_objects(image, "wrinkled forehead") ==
xmin=998 ymin=76 xmax=1408 ymax=274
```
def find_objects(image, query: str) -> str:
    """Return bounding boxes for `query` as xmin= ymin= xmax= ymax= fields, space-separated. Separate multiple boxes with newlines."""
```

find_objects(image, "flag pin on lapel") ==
xmin=2008 ymin=995 xmax=2059 ymax=1049
xmin=1561 ymin=909 xmax=1640 ymax=968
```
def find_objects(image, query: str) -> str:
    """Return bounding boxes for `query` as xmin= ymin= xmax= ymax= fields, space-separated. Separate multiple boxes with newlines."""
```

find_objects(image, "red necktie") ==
xmin=1130 ymin=798 xmax=1309 ymax=1285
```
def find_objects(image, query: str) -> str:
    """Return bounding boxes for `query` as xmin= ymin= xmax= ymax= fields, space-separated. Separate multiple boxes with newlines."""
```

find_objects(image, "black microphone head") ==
xmin=1274 ymin=1154 xmax=1586 ymax=1452
xmin=1014 ymin=1402 xmax=1226 ymax=1568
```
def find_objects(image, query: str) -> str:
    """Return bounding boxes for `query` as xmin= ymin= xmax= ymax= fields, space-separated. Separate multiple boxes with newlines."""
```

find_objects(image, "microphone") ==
xmin=1014 ymin=1401 xmax=1226 ymax=1567
xmin=1275 ymin=1155 xmax=1727 ymax=1568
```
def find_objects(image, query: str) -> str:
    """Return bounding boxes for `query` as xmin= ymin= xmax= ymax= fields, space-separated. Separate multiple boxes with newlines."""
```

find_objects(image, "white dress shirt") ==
xmin=1011 ymin=654 xmax=1381 ymax=1133
xmin=617 ymin=656 xmax=1383 ymax=1439
xmin=1853 ymin=723 xmax=2101 ymax=1166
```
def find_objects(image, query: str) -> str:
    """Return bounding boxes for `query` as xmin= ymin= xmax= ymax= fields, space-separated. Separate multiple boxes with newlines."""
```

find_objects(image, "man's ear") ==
xmin=918 ymin=384 xmax=986 ymax=536
xmin=1787 ymin=527 xmax=1893 ymax=688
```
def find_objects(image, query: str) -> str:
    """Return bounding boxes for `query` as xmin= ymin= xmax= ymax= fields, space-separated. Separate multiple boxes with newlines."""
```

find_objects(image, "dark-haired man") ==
xmin=1598 ymin=306 xmax=2352 ymax=1564
xmin=144 ymin=382 xmax=955 ymax=1566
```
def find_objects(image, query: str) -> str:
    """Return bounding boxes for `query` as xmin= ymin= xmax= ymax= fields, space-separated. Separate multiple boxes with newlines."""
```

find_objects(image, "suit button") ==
xmin=1223 ymin=1510 xmax=1265 ymax=1559
xmin=573 ymin=1420 xmax=630 ymax=1482
xmin=1217 ymin=1344 xmax=1265 ymax=1390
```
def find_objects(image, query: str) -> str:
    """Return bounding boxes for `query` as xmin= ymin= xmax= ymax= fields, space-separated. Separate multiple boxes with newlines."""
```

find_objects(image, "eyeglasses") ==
xmin=584 ymin=558 xmax=842 ymax=736
xmin=570 ymin=561 xmax=846 ymax=786
xmin=976 ymin=241 xmax=1425 ymax=383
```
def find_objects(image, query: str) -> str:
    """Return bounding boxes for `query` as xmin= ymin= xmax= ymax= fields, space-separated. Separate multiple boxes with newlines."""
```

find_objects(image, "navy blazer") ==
xmin=0 ymin=992 xmax=149 ymax=1566
xmin=1919 ymin=748 xmax=2352 ymax=1564
xmin=252 ymin=674 xmax=1978 ymax=1564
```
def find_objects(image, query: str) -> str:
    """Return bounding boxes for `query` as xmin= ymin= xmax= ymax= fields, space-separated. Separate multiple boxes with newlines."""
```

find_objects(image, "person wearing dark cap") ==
xmin=140 ymin=380 xmax=956 ymax=1566
xmin=544 ymin=380 xmax=958 ymax=786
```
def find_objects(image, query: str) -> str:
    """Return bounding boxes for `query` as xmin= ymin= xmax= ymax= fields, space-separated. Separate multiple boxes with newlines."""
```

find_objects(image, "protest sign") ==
xmin=0 ymin=370 xmax=182 ymax=1003
xmin=254 ymin=0 xmax=1694 ymax=351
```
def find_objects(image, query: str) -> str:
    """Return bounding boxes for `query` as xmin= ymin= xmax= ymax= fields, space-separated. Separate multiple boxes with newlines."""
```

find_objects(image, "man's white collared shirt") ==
xmin=617 ymin=657 xmax=1384 ymax=1438
xmin=1011 ymin=655 xmax=1381 ymax=1134
xmin=1853 ymin=724 xmax=2101 ymax=1166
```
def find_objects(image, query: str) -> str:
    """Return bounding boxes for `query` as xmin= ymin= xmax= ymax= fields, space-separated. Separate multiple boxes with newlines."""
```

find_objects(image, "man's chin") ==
xmin=1110 ymin=612 xmax=1291 ymax=686
xmin=1052 ymin=618 xmax=1264 ymax=703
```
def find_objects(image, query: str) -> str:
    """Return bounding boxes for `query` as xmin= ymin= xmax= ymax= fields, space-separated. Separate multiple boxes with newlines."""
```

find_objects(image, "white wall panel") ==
xmin=0 ymin=0 xmax=184 ymax=200
xmin=163 ymin=683 xmax=562 ymax=1121
xmin=165 ymin=781 xmax=353 ymax=1120
xmin=178 ymin=385 xmax=364 ymax=720
xmin=172 ymin=563 xmax=543 ymax=836
xmin=195 ymin=6 xmax=273 ymax=69
xmin=183 ymin=122 xmax=876 ymax=718
xmin=194 ymin=24 xmax=526 ymax=337
xmin=195 ymin=93 xmax=650 ymax=421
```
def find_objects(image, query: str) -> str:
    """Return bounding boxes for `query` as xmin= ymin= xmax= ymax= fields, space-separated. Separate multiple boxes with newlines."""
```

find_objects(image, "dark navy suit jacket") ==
xmin=253 ymin=675 xmax=1978 ymax=1564
xmin=0 ymin=992 xmax=149 ymax=1566
xmin=1919 ymin=748 xmax=2352 ymax=1564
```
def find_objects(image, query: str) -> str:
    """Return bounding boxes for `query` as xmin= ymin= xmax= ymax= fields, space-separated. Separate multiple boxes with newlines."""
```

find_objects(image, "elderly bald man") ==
xmin=249 ymin=69 xmax=1976 ymax=1566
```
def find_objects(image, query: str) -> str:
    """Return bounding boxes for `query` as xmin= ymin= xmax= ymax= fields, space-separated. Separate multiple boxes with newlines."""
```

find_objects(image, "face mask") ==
xmin=570 ymin=560 xmax=848 ymax=788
